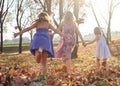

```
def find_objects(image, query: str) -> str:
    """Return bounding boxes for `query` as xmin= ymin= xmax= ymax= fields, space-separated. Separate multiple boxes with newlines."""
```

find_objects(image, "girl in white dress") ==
xmin=85 ymin=27 xmax=111 ymax=72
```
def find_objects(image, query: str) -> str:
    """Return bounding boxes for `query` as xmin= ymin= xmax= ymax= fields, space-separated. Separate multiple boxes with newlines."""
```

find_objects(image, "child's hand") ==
xmin=76 ymin=43 xmax=79 ymax=47
xmin=50 ymin=12 xmax=55 ymax=18
xmin=82 ymin=42 xmax=87 ymax=47
xmin=84 ymin=43 xmax=87 ymax=47
xmin=76 ymin=18 xmax=84 ymax=25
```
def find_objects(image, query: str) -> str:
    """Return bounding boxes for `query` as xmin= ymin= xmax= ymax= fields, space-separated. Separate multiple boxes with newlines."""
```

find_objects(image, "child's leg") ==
xmin=35 ymin=50 xmax=41 ymax=63
xmin=65 ymin=58 xmax=71 ymax=74
xmin=96 ymin=58 xmax=100 ymax=72
xmin=102 ymin=59 xmax=108 ymax=71
xmin=41 ymin=51 xmax=48 ymax=75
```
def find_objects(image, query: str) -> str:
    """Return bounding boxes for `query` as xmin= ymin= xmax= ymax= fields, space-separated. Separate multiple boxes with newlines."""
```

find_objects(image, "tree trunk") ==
xmin=19 ymin=34 xmax=22 ymax=53
xmin=107 ymin=12 xmax=112 ymax=43
xmin=72 ymin=0 xmax=79 ymax=59
xmin=0 ymin=0 xmax=14 ymax=53
xmin=30 ymin=31 xmax=33 ymax=43
xmin=59 ymin=0 xmax=63 ymax=22
xmin=0 ymin=23 xmax=3 ymax=54
xmin=45 ymin=0 xmax=51 ymax=14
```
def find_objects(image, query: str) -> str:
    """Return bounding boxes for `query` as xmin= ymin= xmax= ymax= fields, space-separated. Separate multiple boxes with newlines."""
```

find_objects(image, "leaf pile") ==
xmin=0 ymin=40 xmax=120 ymax=86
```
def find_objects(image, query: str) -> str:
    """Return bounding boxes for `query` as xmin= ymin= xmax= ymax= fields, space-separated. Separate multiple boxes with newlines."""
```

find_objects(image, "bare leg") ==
xmin=65 ymin=58 xmax=71 ymax=74
xmin=96 ymin=58 xmax=100 ymax=72
xmin=35 ymin=50 xmax=41 ymax=63
xmin=41 ymin=51 xmax=48 ymax=75
xmin=102 ymin=59 xmax=108 ymax=71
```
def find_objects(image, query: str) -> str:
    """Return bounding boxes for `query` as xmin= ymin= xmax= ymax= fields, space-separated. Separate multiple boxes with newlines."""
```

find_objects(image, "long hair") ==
xmin=35 ymin=12 xmax=50 ymax=23
xmin=62 ymin=11 xmax=76 ymax=23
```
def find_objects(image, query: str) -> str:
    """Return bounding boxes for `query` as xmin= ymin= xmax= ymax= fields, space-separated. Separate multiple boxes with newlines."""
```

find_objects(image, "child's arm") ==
xmin=57 ymin=23 xmax=63 ymax=32
xmin=14 ymin=23 xmax=36 ymax=38
xmin=86 ymin=35 xmax=99 ymax=45
xmin=86 ymin=39 xmax=96 ymax=45
xmin=49 ymin=23 xmax=64 ymax=37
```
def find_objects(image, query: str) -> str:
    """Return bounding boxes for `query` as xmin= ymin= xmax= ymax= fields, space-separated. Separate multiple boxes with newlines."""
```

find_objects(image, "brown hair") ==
xmin=35 ymin=12 xmax=50 ymax=23
xmin=94 ymin=27 xmax=102 ymax=35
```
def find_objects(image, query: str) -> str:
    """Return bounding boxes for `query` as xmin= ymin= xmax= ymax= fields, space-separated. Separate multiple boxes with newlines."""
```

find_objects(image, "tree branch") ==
xmin=38 ymin=0 xmax=46 ymax=10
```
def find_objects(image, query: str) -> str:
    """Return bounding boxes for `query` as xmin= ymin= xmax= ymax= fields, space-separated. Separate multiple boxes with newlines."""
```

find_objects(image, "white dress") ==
xmin=96 ymin=35 xmax=111 ymax=59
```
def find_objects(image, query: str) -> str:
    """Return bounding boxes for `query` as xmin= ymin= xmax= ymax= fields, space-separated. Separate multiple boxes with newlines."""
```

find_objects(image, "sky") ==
xmin=4 ymin=0 xmax=120 ymax=40
xmin=79 ymin=0 xmax=120 ymax=36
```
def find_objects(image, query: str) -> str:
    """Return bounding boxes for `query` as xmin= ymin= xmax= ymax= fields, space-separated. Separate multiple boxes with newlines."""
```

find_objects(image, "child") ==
xmin=85 ymin=27 xmax=111 ymax=72
xmin=14 ymin=12 xmax=64 ymax=76
xmin=55 ymin=11 xmax=85 ymax=74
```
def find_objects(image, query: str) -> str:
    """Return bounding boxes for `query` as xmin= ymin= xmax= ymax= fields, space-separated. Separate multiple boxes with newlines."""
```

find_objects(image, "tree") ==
xmin=0 ymin=0 xmax=14 ymax=53
xmin=107 ymin=0 xmax=120 ymax=42
xmin=59 ymin=0 xmax=64 ymax=22
xmin=72 ymin=0 xmax=85 ymax=58
xmin=90 ymin=0 xmax=120 ymax=56
xmin=27 ymin=1 xmax=41 ymax=43
xmin=71 ymin=0 xmax=80 ymax=59
xmin=15 ymin=0 xmax=32 ymax=53
xmin=90 ymin=0 xmax=120 ymax=43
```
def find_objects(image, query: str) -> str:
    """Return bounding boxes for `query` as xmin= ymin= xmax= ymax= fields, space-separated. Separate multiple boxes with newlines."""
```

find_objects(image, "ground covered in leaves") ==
xmin=0 ymin=41 xmax=120 ymax=86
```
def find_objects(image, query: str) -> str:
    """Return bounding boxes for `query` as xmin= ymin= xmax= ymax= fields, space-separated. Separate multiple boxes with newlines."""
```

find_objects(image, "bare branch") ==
xmin=19 ymin=9 xmax=25 ymax=28
xmin=1 ymin=0 xmax=5 ymax=17
xmin=90 ymin=2 xmax=100 ymax=27
xmin=38 ymin=0 xmax=45 ymax=10
xmin=22 ymin=19 xmax=29 ymax=28
xmin=98 ymin=8 xmax=108 ymax=25
xmin=112 ymin=2 xmax=120 ymax=13
xmin=2 ymin=0 xmax=14 ymax=17
xmin=16 ymin=0 xmax=24 ymax=29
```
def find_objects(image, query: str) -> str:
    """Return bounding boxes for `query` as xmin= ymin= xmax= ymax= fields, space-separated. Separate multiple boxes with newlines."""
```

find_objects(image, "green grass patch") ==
xmin=3 ymin=43 xmax=30 ymax=53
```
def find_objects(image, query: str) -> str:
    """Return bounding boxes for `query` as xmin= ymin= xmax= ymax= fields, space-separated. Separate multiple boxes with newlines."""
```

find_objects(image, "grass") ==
xmin=3 ymin=42 xmax=58 ymax=53
xmin=3 ymin=43 xmax=30 ymax=53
